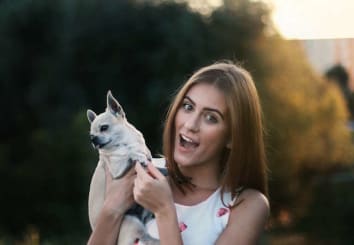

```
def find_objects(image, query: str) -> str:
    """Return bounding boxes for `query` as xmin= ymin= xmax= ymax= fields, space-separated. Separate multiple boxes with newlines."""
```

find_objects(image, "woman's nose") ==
xmin=184 ymin=114 xmax=200 ymax=132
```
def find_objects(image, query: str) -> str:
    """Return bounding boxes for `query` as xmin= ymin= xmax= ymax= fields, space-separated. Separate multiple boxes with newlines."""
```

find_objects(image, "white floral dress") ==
xmin=145 ymin=187 xmax=242 ymax=245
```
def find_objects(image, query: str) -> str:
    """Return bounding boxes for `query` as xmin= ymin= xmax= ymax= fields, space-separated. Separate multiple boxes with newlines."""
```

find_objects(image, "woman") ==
xmin=88 ymin=61 xmax=269 ymax=245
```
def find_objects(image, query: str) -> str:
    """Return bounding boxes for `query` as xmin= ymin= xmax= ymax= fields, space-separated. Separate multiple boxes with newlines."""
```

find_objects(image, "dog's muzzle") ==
xmin=90 ymin=135 xmax=110 ymax=149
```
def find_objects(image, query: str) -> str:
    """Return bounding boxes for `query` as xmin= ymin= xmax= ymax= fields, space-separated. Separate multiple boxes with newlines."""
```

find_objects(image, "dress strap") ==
xmin=229 ymin=186 xmax=245 ymax=207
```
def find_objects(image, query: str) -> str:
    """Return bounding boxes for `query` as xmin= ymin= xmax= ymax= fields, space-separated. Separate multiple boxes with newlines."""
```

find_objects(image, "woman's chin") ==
xmin=174 ymin=153 xmax=192 ymax=168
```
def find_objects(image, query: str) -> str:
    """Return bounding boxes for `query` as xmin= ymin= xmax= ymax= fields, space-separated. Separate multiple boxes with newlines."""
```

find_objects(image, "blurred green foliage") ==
xmin=0 ymin=0 xmax=353 ymax=243
xmin=297 ymin=168 xmax=354 ymax=244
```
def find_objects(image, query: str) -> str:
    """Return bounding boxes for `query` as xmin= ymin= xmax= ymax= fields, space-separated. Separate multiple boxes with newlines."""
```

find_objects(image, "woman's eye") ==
xmin=205 ymin=114 xmax=218 ymax=123
xmin=182 ymin=102 xmax=193 ymax=111
xmin=100 ymin=125 xmax=109 ymax=132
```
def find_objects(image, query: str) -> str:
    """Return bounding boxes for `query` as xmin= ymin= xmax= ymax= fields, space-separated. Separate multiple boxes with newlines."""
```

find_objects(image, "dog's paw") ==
xmin=129 ymin=154 xmax=149 ymax=168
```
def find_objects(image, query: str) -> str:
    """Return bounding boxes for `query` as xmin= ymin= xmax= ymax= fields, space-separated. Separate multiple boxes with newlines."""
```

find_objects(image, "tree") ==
xmin=254 ymin=37 xmax=354 ymax=223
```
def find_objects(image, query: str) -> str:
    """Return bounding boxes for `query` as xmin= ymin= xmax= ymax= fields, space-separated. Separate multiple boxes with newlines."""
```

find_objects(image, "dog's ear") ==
xmin=107 ymin=90 xmax=125 ymax=118
xmin=87 ymin=109 xmax=97 ymax=123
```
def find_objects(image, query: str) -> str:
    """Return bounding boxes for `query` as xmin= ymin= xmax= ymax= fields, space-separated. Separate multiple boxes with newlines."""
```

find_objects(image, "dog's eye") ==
xmin=100 ymin=125 xmax=109 ymax=132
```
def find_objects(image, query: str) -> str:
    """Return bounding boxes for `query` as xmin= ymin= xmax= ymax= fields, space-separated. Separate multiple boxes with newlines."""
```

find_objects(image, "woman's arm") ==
xmin=88 ymin=165 xmax=136 ymax=245
xmin=216 ymin=189 xmax=270 ymax=245
xmin=87 ymin=205 xmax=124 ymax=245
xmin=134 ymin=162 xmax=183 ymax=245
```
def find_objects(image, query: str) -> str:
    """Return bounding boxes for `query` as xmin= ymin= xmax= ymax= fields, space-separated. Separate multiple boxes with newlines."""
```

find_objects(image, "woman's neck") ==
xmin=178 ymin=163 xmax=220 ymax=191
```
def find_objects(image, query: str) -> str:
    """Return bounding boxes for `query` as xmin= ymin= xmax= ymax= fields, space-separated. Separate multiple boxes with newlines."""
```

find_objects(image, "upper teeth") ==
xmin=181 ymin=135 xmax=193 ymax=143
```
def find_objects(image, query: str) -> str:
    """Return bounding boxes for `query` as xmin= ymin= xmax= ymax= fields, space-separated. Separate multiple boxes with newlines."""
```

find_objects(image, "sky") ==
xmin=190 ymin=0 xmax=354 ymax=40
xmin=267 ymin=0 xmax=354 ymax=39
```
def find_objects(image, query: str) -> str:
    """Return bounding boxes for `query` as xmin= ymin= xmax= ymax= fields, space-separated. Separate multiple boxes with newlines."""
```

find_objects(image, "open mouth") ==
xmin=93 ymin=139 xmax=112 ymax=149
xmin=179 ymin=134 xmax=199 ymax=149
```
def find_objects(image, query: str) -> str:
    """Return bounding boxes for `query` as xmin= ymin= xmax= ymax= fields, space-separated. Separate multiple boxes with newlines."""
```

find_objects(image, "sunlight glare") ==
xmin=268 ymin=0 xmax=354 ymax=39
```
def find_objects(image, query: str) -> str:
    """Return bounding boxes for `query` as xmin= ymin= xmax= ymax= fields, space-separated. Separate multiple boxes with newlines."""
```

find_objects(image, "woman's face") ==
xmin=173 ymin=83 xmax=230 ymax=170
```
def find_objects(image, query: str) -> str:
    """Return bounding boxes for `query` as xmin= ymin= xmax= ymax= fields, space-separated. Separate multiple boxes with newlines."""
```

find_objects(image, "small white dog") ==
xmin=87 ymin=90 xmax=161 ymax=245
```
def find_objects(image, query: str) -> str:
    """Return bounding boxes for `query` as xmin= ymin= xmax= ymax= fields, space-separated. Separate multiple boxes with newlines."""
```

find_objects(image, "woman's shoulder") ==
xmin=219 ymin=189 xmax=270 ymax=243
xmin=239 ymin=188 xmax=269 ymax=208
xmin=229 ymin=188 xmax=270 ymax=223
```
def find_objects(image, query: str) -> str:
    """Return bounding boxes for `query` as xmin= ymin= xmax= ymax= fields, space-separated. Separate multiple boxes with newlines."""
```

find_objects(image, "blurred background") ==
xmin=1 ymin=0 xmax=354 ymax=244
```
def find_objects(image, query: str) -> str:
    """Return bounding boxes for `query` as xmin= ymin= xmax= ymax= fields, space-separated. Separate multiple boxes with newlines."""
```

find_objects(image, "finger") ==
xmin=135 ymin=161 xmax=149 ymax=179
xmin=104 ymin=163 xmax=113 ymax=183
xmin=125 ymin=165 xmax=137 ymax=177
xmin=103 ymin=164 xmax=113 ymax=194
xmin=147 ymin=162 xmax=165 ymax=180
xmin=133 ymin=177 xmax=141 ymax=199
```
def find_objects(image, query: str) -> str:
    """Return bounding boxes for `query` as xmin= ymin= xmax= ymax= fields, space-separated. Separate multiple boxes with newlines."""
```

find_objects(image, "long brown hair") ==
xmin=163 ymin=61 xmax=268 ymax=200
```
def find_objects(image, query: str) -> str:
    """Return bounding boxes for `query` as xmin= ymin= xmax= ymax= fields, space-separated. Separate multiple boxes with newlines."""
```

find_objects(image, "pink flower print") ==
xmin=179 ymin=222 xmax=187 ymax=232
xmin=217 ymin=207 xmax=229 ymax=217
xmin=134 ymin=238 xmax=140 ymax=245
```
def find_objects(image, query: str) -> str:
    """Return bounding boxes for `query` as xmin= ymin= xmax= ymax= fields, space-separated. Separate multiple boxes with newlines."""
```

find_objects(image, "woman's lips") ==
xmin=179 ymin=134 xmax=199 ymax=149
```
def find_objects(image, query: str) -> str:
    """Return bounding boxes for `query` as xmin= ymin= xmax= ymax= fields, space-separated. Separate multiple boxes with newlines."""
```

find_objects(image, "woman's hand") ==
xmin=88 ymin=164 xmax=136 ymax=245
xmin=102 ymin=163 xmax=136 ymax=217
xmin=134 ymin=162 xmax=183 ymax=245
xmin=133 ymin=162 xmax=174 ymax=217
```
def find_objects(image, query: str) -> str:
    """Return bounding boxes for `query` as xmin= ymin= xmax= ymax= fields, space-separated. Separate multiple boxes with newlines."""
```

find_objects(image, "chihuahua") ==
xmin=87 ymin=90 xmax=160 ymax=245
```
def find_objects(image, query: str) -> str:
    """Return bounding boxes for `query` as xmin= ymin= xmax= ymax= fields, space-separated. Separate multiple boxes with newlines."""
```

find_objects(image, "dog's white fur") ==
xmin=87 ymin=91 xmax=160 ymax=245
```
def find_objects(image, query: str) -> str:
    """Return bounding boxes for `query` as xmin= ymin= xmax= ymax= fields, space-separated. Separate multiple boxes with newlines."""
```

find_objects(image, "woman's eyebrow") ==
xmin=184 ymin=95 xmax=225 ymax=120
xmin=183 ymin=96 xmax=195 ymax=105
